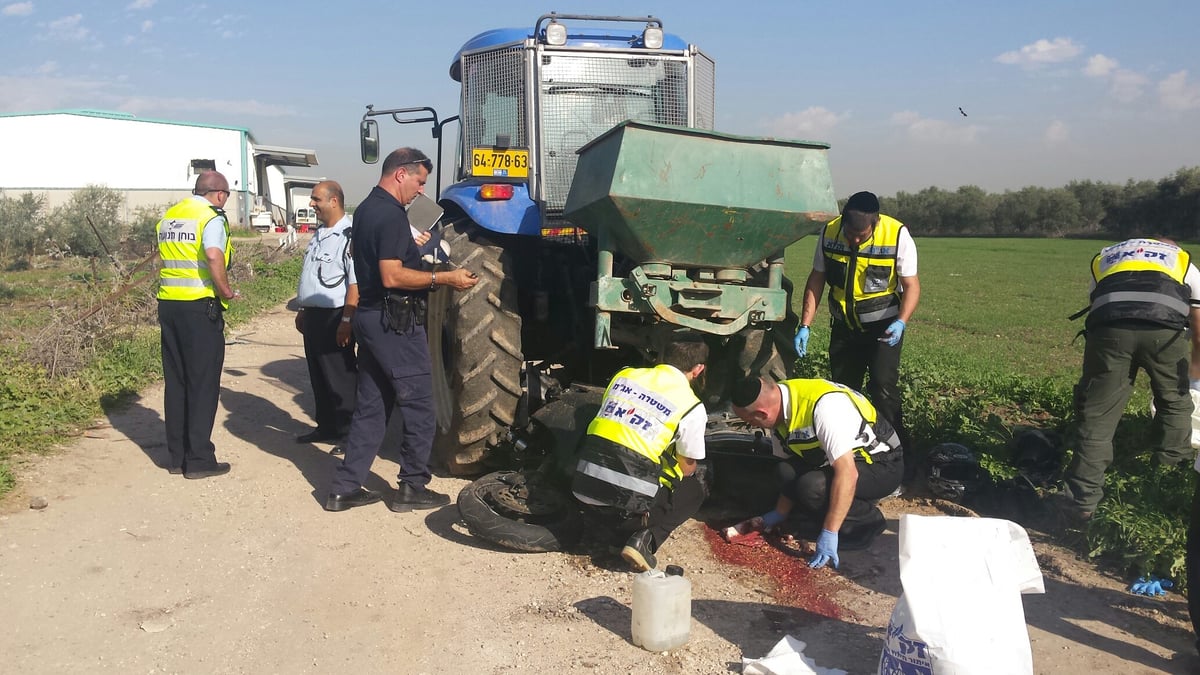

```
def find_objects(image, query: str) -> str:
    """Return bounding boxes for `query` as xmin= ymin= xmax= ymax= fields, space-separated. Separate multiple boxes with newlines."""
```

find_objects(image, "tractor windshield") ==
xmin=457 ymin=44 xmax=714 ymax=221
xmin=537 ymin=53 xmax=693 ymax=216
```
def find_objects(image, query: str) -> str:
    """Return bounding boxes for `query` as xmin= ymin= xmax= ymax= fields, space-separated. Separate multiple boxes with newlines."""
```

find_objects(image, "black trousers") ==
xmin=158 ymin=298 xmax=225 ymax=472
xmin=777 ymin=454 xmax=903 ymax=532
xmin=330 ymin=308 xmax=435 ymax=495
xmin=829 ymin=320 xmax=913 ymax=469
xmin=301 ymin=307 xmax=357 ymax=438
xmin=599 ymin=474 xmax=708 ymax=551
xmin=643 ymin=475 xmax=707 ymax=549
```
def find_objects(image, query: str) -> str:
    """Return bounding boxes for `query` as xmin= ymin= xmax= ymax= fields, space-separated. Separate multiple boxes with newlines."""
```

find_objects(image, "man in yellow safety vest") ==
xmin=156 ymin=170 xmax=239 ymax=479
xmin=572 ymin=338 xmax=709 ymax=571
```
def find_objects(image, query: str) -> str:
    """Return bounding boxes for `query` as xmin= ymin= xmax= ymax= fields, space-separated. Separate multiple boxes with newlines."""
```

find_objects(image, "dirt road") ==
xmin=1 ymin=304 xmax=1197 ymax=674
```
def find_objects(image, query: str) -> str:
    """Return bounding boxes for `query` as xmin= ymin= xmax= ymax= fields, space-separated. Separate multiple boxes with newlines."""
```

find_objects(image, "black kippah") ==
xmin=843 ymin=191 xmax=880 ymax=214
xmin=730 ymin=376 xmax=764 ymax=408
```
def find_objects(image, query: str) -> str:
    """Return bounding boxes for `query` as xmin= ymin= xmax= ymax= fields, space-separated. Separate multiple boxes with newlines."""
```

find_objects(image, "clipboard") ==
xmin=406 ymin=192 xmax=444 ymax=233
xmin=407 ymin=192 xmax=451 ymax=264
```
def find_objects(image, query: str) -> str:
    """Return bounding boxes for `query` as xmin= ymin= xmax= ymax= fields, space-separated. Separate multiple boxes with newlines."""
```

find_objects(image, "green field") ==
xmin=786 ymin=236 xmax=1113 ymax=385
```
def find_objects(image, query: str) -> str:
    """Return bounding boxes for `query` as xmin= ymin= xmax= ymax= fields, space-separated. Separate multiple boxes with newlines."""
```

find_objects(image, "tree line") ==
xmin=2 ymin=166 xmax=1198 ymax=267
xmin=878 ymin=166 xmax=1200 ymax=240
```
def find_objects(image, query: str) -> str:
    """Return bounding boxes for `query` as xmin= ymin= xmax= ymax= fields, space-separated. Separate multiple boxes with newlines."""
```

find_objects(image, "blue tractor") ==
xmin=361 ymin=13 xmax=835 ymax=478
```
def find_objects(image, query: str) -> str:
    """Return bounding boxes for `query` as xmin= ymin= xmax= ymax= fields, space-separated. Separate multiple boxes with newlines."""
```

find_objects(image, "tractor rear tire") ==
xmin=739 ymin=327 xmax=790 ymax=383
xmin=457 ymin=470 xmax=583 ymax=552
xmin=432 ymin=221 xmax=524 ymax=475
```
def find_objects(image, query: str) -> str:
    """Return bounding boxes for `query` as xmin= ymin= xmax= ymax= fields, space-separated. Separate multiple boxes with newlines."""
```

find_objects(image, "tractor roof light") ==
xmin=545 ymin=19 xmax=567 ymax=46
xmin=642 ymin=24 xmax=663 ymax=49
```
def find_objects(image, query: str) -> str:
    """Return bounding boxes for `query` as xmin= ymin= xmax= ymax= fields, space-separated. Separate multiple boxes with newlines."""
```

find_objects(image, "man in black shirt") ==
xmin=325 ymin=148 xmax=478 ymax=513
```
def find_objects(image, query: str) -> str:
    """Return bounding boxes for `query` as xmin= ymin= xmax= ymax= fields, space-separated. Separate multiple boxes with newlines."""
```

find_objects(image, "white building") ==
xmin=0 ymin=109 xmax=317 ymax=227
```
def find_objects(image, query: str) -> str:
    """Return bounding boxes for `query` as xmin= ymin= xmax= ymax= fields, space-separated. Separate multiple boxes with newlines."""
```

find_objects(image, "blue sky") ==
xmin=2 ymin=0 xmax=1198 ymax=205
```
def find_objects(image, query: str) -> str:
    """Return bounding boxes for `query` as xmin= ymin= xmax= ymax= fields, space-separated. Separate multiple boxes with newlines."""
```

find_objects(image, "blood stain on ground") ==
xmin=703 ymin=525 xmax=844 ymax=619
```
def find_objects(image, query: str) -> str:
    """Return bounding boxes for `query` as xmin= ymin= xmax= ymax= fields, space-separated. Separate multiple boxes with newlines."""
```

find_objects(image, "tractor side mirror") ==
xmin=360 ymin=119 xmax=380 ymax=164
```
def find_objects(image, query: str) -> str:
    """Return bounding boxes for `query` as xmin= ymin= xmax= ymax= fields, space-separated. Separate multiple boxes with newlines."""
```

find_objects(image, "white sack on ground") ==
xmin=878 ymin=515 xmax=1044 ymax=675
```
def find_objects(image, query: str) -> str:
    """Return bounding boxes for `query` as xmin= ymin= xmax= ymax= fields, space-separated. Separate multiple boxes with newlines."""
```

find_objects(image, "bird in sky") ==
xmin=958 ymin=107 xmax=968 ymax=117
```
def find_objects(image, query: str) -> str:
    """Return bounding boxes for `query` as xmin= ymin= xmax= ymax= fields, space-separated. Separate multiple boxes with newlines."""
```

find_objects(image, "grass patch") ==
xmin=0 ymin=249 xmax=302 ymax=495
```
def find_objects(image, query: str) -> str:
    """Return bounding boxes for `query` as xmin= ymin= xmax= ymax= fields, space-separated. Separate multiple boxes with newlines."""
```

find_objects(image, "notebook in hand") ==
xmin=406 ymin=193 xmax=450 ymax=264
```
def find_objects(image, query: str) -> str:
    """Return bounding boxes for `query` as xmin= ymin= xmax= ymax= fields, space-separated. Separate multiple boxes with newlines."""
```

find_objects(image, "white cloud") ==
xmin=0 ymin=73 xmax=296 ymax=120
xmin=1081 ymin=53 xmax=1147 ymax=103
xmin=1044 ymin=120 xmax=1069 ymax=144
xmin=140 ymin=19 xmax=152 ymax=32
xmin=1083 ymin=54 xmax=1118 ymax=78
xmin=891 ymin=111 xmax=980 ymax=144
xmin=45 ymin=13 xmax=88 ymax=40
xmin=36 ymin=60 xmax=57 ymax=74
xmin=118 ymin=96 xmax=298 ymax=118
xmin=1159 ymin=70 xmax=1200 ymax=111
xmin=126 ymin=0 xmax=155 ymax=9
xmin=0 ymin=74 xmax=111 ymax=111
xmin=2 ymin=2 xmax=33 ymax=17
xmin=768 ymin=107 xmax=845 ymax=138
xmin=1109 ymin=69 xmax=1149 ymax=103
xmin=995 ymin=37 xmax=1083 ymax=68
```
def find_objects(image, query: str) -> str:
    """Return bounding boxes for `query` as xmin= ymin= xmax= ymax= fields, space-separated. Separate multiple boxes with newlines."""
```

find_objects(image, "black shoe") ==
xmin=1047 ymin=491 xmax=1093 ymax=529
xmin=167 ymin=466 xmax=184 ymax=475
xmin=324 ymin=487 xmax=383 ymax=512
xmin=296 ymin=429 xmax=339 ymax=444
xmin=183 ymin=462 xmax=231 ymax=480
xmin=839 ymin=508 xmax=888 ymax=551
xmin=388 ymin=483 xmax=450 ymax=512
xmin=621 ymin=530 xmax=658 ymax=571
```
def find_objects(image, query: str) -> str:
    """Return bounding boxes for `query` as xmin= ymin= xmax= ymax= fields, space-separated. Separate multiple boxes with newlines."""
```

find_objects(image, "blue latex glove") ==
xmin=793 ymin=326 xmax=810 ymax=358
xmin=882 ymin=319 xmax=906 ymax=347
xmin=809 ymin=529 xmax=840 ymax=569
xmin=1129 ymin=576 xmax=1173 ymax=596
xmin=761 ymin=509 xmax=787 ymax=529
xmin=1191 ymin=379 xmax=1200 ymax=392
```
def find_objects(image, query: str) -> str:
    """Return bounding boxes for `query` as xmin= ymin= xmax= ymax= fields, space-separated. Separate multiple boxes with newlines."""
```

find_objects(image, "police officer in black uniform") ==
xmin=324 ymin=148 xmax=479 ymax=512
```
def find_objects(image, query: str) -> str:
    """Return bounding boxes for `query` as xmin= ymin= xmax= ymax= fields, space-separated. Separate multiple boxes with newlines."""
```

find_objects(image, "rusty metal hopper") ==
xmin=564 ymin=121 xmax=837 ymax=268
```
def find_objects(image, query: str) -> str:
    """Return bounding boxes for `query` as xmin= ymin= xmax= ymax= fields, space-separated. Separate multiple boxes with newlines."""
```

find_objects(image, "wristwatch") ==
xmin=340 ymin=316 xmax=352 ymax=324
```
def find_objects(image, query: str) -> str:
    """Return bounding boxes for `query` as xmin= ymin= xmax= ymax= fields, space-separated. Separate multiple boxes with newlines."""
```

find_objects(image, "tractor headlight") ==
xmin=642 ymin=24 xmax=663 ymax=49
xmin=546 ymin=19 xmax=567 ymax=46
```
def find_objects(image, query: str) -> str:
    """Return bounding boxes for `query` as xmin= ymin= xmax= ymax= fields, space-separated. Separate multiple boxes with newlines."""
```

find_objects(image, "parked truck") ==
xmin=360 ymin=13 xmax=837 ymax=547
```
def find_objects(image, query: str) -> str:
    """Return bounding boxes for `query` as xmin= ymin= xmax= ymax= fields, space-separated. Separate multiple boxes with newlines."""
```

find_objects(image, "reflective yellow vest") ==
xmin=821 ymin=214 xmax=905 ymax=329
xmin=1087 ymin=238 xmax=1191 ymax=330
xmin=586 ymin=365 xmax=700 ymax=489
xmin=777 ymin=379 xmax=890 ymax=467
xmin=156 ymin=197 xmax=232 ymax=308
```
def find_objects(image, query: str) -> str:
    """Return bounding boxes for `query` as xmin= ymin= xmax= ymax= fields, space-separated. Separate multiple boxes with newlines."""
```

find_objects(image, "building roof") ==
xmin=0 ymin=109 xmax=256 ymax=141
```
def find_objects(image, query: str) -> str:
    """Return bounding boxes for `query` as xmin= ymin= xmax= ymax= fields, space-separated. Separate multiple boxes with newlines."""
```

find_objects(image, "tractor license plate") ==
xmin=471 ymin=148 xmax=529 ymax=178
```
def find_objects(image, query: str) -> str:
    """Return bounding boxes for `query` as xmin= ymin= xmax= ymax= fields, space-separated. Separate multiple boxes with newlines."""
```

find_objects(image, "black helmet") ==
xmin=926 ymin=443 xmax=988 ymax=502
xmin=1011 ymin=428 xmax=1064 ymax=488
